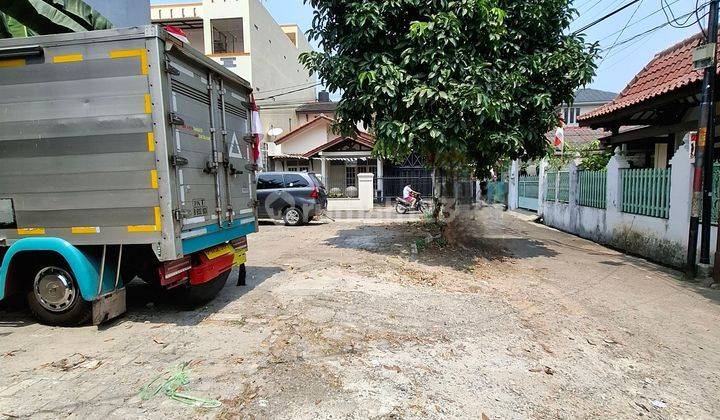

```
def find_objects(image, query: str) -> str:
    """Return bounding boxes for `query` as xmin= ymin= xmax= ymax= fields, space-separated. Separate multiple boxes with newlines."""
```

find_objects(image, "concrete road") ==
xmin=0 ymin=207 xmax=719 ymax=418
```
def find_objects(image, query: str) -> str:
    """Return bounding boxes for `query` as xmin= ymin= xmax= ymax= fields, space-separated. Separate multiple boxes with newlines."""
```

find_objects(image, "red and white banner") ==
xmin=250 ymin=95 xmax=264 ymax=169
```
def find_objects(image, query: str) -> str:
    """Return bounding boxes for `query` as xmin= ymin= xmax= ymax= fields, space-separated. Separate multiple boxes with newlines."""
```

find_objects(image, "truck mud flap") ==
xmin=92 ymin=288 xmax=127 ymax=325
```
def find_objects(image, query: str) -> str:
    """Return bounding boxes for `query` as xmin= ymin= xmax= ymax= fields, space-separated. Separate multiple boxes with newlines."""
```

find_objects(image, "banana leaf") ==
xmin=0 ymin=12 xmax=11 ymax=38
xmin=0 ymin=0 xmax=113 ymax=36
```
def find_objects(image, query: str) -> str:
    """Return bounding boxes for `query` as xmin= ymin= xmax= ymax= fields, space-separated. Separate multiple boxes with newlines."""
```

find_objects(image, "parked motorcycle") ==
xmin=395 ymin=192 xmax=430 ymax=214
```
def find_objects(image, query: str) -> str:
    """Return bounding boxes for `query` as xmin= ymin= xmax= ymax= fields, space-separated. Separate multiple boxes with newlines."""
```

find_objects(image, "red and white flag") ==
xmin=553 ymin=124 xmax=565 ymax=154
xmin=250 ymin=95 xmax=264 ymax=169
xmin=165 ymin=25 xmax=189 ymax=44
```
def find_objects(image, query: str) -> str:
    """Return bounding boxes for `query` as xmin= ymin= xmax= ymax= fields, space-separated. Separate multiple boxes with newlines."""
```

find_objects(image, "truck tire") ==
xmin=26 ymin=259 xmax=92 ymax=327
xmin=283 ymin=207 xmax=303 ymax=226
xmin=173 ymin=269 xmax=230 ymax=308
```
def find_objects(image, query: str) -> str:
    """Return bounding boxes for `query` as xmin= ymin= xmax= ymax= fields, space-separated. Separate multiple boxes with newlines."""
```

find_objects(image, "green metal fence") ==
xmin=546 ymin=172 xmax=557 ymax=201
xmin=558 ymin=172 xmax=570 ymax=203
xmin=620 ymin=168 xmax=671 ymax=218
xmin=577 ymin=170 xmax=607 ymax=209
xmin=712 ymin=164 xmax=720 ymax=224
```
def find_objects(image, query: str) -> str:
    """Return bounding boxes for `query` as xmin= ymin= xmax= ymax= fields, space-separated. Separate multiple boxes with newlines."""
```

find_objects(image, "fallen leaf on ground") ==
xmin=603 ymin=338 xmax=620 ymax=345
xmin=530 ymin=366 xmax=554 ymax=375
xmin=3 ymin=349 xmax=24 ymax=357
xmin=383 ymin=364 xmax=402 ymax=373
xmin=152 ymin=337 xmax=166 ymax=345
xmin=586 ymin=338 xmax=597 ymax=346
xmin=482 ymin=413 xmax=490 ymax=420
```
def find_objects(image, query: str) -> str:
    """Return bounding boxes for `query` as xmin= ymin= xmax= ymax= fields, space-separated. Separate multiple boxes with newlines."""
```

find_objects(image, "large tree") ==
xmin=300 ymin=0 xmax=598 ymax=176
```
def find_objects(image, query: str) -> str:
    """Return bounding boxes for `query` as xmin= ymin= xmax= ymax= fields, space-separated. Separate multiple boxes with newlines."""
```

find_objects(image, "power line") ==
xmin=597 ymin=0 xmax=680 ymax=42
xmin=572 ymin=0 xmax=645 ymax=35
xmin=256 ymin=83 xmax=322 ymax=101
xmin=257 ymin=81 xmax=320 ymax=95
xmin=597 ymin=0 xmax=645 ymax=66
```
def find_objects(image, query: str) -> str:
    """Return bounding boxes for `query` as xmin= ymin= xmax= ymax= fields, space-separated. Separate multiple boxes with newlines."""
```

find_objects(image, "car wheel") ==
xmin=26 ymin=260 xmax=92 ymax=327
xmin=283 ymin=207 xmax=303 ymax=226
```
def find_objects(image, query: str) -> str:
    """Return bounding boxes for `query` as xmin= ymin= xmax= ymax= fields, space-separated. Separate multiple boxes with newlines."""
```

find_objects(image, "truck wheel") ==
xmin=26 ymin=261 xmax=92 ymax=327
xmin=283 ymin=207 xmax=303 ymax=226
xmin=173 ymin=270 xmax=230 ymax=307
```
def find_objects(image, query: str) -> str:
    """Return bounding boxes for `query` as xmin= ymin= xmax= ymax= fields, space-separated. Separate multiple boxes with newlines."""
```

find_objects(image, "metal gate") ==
xmin=518 ymin=175 xmax=539 ymax=211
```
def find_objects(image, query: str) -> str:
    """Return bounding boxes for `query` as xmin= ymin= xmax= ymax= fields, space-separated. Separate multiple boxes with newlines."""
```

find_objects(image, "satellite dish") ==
xmin=268 ymin=127 xmax=284 ymax=137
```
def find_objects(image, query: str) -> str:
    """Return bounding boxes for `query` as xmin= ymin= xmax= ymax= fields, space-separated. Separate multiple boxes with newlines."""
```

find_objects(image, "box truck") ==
xmin=0 ymin=26 xmax=258 ymax=326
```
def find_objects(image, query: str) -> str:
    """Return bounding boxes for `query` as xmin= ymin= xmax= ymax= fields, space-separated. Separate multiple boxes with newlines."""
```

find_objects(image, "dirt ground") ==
xmin=1 ymin=206 xmax=720 ymax=419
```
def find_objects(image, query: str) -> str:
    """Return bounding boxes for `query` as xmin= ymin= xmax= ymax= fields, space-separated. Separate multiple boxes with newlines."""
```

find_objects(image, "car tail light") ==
xmin=310 ymin=187 xmax=319 ymax=199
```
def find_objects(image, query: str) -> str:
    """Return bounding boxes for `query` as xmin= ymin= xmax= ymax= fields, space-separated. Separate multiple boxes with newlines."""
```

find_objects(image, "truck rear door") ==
xmin=166 ymin=54 xmax=225 ymax=229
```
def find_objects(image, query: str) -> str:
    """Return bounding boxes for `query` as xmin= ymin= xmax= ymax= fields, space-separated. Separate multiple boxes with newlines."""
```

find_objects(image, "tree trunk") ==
xmin=432 ymin=166 xmax=443 ymax=220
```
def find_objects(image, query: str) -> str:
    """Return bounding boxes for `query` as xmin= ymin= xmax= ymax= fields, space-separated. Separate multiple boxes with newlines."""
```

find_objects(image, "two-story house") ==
xmin=150 ymin=0 xmax=318 ymax=166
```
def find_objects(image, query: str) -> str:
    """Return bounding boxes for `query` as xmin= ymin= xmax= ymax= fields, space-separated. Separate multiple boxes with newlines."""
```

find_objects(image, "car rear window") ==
xmin=309 ymin=174 xmax=326 ymax=188
xmin=258 ymin=174 xmax=284 ymax=190
xmin=283 ymin=174 xmax=310 ymax=188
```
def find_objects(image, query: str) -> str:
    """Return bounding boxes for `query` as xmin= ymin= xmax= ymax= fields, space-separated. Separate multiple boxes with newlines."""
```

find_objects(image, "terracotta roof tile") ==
xmin=580 ymin=33 xmax=709 ymax=123
xmin=544 ymin=126 xmax=606 ymax=146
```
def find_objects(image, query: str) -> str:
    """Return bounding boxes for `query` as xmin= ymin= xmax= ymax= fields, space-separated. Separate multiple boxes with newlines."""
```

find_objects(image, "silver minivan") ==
xmin=256 ymin=172 xmax=328 ymax=226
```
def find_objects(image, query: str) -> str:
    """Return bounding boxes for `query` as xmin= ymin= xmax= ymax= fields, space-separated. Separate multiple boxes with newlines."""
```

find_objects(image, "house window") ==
xmin=346 ymin=161 xmax=377 ymax=187
xmin=212 ymin=18 xmax=244 ymax=54
xmin=563 ymin=107 xmax=581 ymax=125
xmin=286 ymin=159 xmax=308 ymax=172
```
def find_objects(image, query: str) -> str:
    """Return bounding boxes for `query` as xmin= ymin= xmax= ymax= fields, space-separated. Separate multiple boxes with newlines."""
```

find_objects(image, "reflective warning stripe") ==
xmin=109 ymin=49 xmax=148 ymax=75
xmin=72 ymin=227 xmax=100 ymax=234
xmin=53 ymin=54 xmax=83 ymax=63
xmin=0 ymin=59 xmax=25 ymax=68
xmin=151 ymin=170 xmax=159 ymax=189
xmin=128 ymin=207 xmax=161 ymax=233
xmin=147 ymin=132 xmax=156 ymax=152
xmin=144 ymin=94 xmax=152 ymax=114
xmin=17 ymin=228 xmax=45 ymax=235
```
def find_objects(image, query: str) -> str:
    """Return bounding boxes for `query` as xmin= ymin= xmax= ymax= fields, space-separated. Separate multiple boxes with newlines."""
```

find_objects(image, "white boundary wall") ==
xmin=508 ymin=140 xmax=717 ymax=268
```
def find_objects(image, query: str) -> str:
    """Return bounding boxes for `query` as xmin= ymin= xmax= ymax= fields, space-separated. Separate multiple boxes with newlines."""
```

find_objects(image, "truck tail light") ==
xmin=158 ymin=256 xmax=192 ymax=287
xmin=231 ymin=237 xmax=248 ymax=250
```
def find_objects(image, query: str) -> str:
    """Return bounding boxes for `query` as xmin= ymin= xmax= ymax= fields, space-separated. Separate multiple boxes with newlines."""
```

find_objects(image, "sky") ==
xmin=151 ymin=0 xmax=706 ymax=96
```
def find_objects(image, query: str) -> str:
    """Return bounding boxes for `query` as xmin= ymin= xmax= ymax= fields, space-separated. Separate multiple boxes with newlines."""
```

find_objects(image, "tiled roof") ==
xmin=579 ymin=33 xmax=707 ymax=123
xmin=296 ymin=101 xmax=339 ymax=113
xmin=573 ymin=88 xmax=617 ymax=104
xmin=545 ymin=126 xmax=607 ymax=146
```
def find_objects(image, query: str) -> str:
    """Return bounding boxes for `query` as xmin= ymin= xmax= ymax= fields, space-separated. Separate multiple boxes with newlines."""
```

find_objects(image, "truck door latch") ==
xmin=173 ymin=209 xmax=192 ymax=221
xmin=203 ymin=161 xmax=219 ymax=174
xmin=169 ymin=112 xmax=185 ymax=126
xmin=164 ymin=60 xmax=180 ymax=76
xmin=170 ymin=154 xmax=189 ymax=167
xmin=228 ymin=164 xmax=243 ymax=176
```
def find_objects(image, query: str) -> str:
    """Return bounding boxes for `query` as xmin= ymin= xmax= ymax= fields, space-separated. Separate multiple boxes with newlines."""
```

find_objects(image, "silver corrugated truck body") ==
xmin=0 ymin=26 xmax=258 ymax=325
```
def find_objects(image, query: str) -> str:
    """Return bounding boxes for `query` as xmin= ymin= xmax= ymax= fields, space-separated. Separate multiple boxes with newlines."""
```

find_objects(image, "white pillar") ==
xmin=537 ymin=159 xmax=548 ymax=216
xmin=605 ymin=148 xmax=631 ymax=226
xmin=376 ymin=157 xmax=384 ymax=200
xmin=667 ymin=136 xmax=693 ymax=250
xmin=321 ymin=155 xmax=328 ymax=185
xmin=357 ymin=173 xmax=375 ymax=211
xmin=508 ymin=160 xmax=520 ymax=210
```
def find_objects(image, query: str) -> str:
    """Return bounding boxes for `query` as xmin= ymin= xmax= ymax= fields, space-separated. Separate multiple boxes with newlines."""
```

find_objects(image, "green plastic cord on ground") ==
xmin=139 ymin=362 xmax=222 ymax=409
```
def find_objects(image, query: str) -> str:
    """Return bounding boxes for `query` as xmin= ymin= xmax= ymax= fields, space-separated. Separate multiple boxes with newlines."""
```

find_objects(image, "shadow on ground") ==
xmin=324 ymin=218 xmax=558 ymax=272
xmin=0 ymin=265 xmax=283 ymax=328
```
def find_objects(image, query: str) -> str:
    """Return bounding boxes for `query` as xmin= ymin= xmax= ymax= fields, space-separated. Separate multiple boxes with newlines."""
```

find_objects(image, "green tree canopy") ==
xmin=300 ymin=0 xmax=598 ymax=174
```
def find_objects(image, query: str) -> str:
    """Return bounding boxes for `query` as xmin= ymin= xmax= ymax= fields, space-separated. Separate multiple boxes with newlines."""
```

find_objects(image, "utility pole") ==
xmin=690 ymin=0 xmax=719 ymax=276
